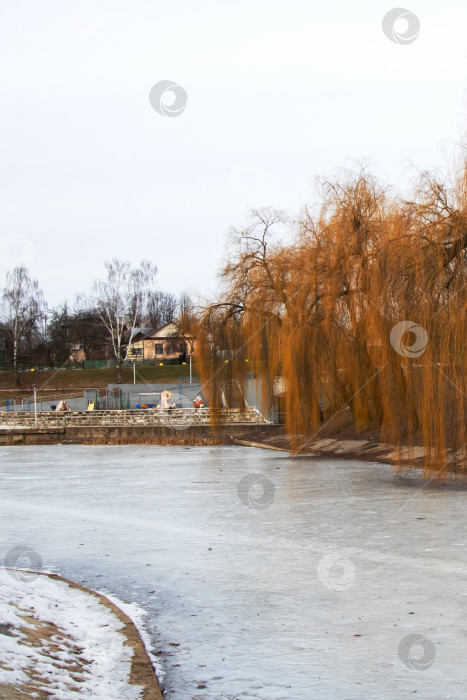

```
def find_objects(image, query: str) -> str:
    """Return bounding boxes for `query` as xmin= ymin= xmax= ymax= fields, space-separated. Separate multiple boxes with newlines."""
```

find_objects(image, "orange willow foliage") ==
xmin=198 ymin=168 xmax=467 ymax=478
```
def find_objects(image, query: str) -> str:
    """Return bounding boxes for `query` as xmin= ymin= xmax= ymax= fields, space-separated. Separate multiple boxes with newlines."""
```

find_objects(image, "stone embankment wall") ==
xmin=0 ymin=408 xmax=272 ymax=445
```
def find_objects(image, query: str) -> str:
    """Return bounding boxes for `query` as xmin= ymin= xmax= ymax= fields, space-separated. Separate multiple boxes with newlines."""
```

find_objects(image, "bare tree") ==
xmin=93 ymin=259 xmax=157 ymax=363
xmin=145 ymin=291 xmax=177 ymax=329
xmin=175 ymin=292 xmax=198 ymax=355
xmin=161 ymin=291 xmax=198 ymax=357
xmin=0 ymin=266 xmax=44 ymax=382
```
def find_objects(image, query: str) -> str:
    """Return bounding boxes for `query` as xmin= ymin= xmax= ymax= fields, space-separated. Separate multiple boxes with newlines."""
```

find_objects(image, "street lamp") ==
xmin=33 ymin=384 xmax=37 ymax=427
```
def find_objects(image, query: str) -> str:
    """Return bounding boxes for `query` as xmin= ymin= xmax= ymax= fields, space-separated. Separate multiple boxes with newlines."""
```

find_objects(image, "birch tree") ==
xmin=0 ymin=266 xmax=44 ymax=382
xmin=93 ymin=259 xmax=157 ymax=363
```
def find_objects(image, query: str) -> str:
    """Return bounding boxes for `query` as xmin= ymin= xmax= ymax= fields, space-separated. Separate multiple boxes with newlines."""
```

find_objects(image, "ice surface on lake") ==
xmin=0 ymin=445 xmax=466 ymax=699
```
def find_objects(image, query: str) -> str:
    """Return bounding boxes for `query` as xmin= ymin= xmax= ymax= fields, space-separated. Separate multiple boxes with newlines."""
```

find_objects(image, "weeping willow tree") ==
xmin=198 ymin=165 xmax=467 ymax=479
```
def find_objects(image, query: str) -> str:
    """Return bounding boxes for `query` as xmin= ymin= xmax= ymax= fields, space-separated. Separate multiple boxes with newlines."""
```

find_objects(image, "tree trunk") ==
xmin=13 ymin=336 xmax=19 ymax=386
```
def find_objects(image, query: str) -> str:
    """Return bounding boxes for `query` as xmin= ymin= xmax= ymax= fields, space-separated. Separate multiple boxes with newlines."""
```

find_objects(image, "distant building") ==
xmin=127 ymin=322 xmax=195 ymax=362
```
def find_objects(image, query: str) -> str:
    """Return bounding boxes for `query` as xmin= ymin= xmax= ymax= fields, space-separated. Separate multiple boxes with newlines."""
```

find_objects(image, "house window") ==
xmin=155 ymin=344 xmax=164 ymax=355
xmin=132 ymin=348 xmax=143 ymax=356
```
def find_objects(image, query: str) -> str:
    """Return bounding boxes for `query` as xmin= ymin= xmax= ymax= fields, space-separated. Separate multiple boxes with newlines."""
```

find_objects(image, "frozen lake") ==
xmin=1 ymin=445 xmax=467 ymax=699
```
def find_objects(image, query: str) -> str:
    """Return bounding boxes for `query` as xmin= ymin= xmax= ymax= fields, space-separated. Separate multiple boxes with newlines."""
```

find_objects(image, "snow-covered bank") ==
xmin=0 ymin=568 xmax=160 ymax=698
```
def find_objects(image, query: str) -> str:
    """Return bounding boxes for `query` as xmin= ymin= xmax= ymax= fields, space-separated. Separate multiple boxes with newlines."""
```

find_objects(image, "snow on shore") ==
xmin=0 ymin=567 xmax=143 ymax=698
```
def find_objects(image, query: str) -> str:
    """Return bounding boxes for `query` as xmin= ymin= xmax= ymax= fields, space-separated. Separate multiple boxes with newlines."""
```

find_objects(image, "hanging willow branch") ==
xmin=199 ymin=168 xmax=467 ymax=480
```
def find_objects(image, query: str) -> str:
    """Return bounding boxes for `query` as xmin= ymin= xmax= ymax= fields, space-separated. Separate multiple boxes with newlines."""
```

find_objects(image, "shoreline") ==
xmin=231 ymin=427 xmax=467 ymax=478
xmin=0 ymin=569 xmax=163 ymax=700
xmin=36 ymin=572 xmax=163 ymax=699
xmin=1 ymin=420 xmax=465 ymax=477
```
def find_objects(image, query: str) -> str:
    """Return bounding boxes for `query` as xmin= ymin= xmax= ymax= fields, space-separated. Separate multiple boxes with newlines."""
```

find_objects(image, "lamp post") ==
xmin=33 ymin=384 xmax=37 ymax=427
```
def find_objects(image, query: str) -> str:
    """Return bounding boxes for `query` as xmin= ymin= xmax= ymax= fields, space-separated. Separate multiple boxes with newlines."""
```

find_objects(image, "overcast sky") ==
xmin=1 ymin=0 xmax=466 ymax=307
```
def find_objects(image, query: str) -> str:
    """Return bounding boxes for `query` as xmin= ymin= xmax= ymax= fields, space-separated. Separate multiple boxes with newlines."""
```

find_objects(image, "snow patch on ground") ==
xmin=0 ymin=568 xmax=143 ymax=698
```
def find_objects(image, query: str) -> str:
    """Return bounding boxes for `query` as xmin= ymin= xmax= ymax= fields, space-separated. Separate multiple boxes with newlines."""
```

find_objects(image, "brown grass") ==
xmin=81 ymin=435 xmax=219 ymax=446
xmin=0 ymin=364 xmax=199 ymax=394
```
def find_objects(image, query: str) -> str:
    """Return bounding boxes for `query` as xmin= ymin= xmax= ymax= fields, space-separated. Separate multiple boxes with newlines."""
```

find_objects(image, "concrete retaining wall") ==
xmin=0 ymin=408 xmax=265 ymax=429
xmin=0 ymin=422 xmax=277 ymax=446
